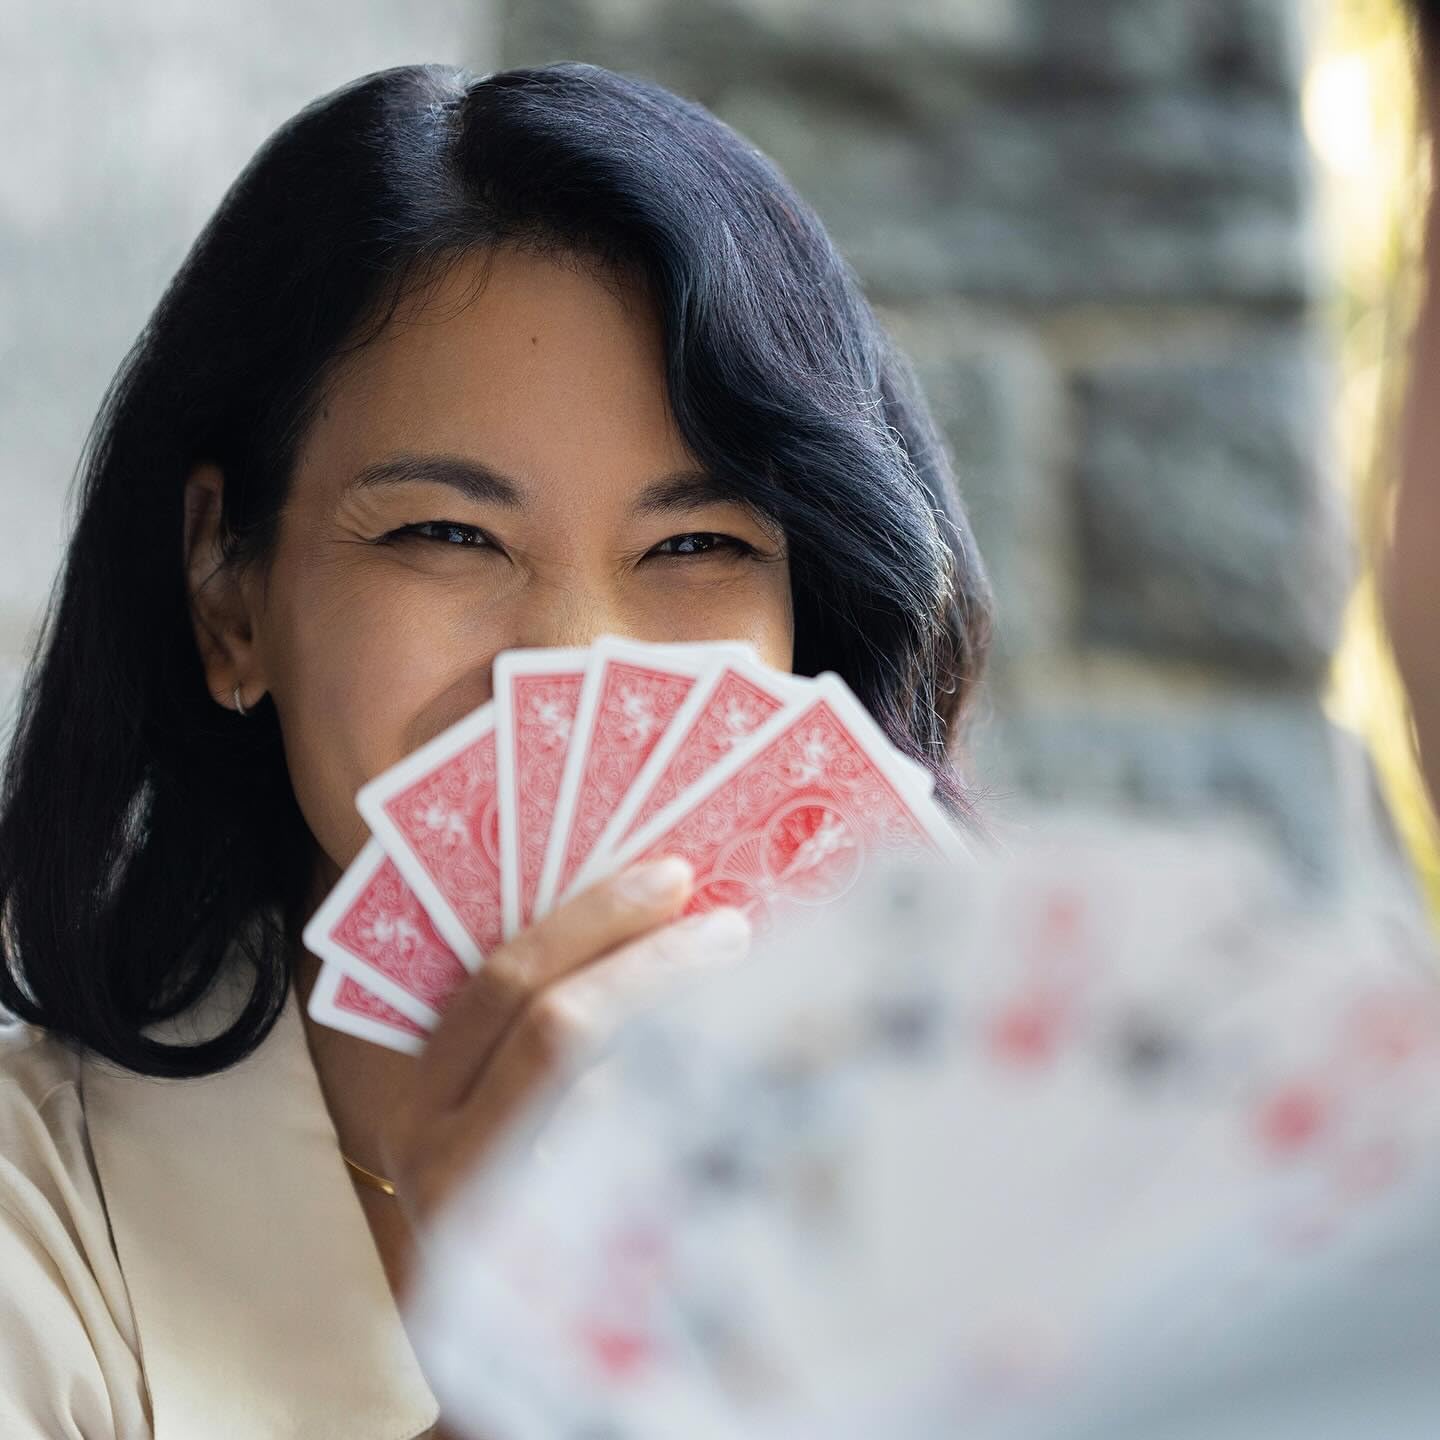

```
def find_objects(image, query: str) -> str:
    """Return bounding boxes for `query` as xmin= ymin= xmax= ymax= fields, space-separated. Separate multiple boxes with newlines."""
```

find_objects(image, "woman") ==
xmin=0 ymin=62 xmax=991 ymax=1437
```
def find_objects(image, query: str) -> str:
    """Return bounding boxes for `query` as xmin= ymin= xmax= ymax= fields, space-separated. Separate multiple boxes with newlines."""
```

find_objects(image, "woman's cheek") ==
xmin=268 ymin=580 xmax=472 ymax=869
xmin=649 ymin=565 xmax=793 ymax=670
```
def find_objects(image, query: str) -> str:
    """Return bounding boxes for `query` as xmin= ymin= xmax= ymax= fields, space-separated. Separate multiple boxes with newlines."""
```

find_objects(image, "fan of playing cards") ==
xmin=303 ymin=637 xmax=965 ymax=1051
xmin=403 ymin=825 xmax=1440 ymax=1440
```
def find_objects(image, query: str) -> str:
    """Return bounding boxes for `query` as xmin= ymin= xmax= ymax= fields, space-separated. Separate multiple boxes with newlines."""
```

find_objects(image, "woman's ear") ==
xmin=184 ymin=462 xmax=266 ymax=712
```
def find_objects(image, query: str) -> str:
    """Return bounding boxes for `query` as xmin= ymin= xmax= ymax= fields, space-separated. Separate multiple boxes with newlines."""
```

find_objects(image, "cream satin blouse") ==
xmin=0 ymin=954 xmax=440 ymax=1439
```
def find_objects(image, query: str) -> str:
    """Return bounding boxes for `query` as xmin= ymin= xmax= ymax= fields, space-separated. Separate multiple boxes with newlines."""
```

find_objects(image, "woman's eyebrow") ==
xmin=346 ymin=454 xmax=736 ymax=515
xmin=629 ymin=470 xmax=737 ymax=515
xmin=345 ymin=454 xmax=524 ymax=506
xmin=634 ymin=472 xmax=786 ymax=546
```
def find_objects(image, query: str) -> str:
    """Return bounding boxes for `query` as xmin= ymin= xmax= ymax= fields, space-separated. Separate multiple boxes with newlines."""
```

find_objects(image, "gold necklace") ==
xmin=342 ymin=1152 xmax=397 ymax=1197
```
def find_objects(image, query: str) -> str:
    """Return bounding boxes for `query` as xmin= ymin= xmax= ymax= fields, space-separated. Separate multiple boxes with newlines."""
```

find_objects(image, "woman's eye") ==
xmin=648 ymin=532 xmax=756 ymax=558
xmin=387 ymin=520 xmax=492 ymax=548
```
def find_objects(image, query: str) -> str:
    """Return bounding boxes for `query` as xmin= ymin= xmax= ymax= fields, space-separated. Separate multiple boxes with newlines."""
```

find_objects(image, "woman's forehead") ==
xmin=296 ymin=247 xmax=690 ymax=498
xmin=344 ymin=247 xmax=662 ymax=397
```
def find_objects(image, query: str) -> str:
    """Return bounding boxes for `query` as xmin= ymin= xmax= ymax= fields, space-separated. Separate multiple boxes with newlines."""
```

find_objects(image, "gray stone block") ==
xmin=968 ymin=689 xmax=1347 ymax=884
xmin=719 ymin=88 xmax=1315 ymax=303
xmin=1072 ymin=339 xmax=1350 ymax=677
xmin=1023 ymin=0 xmax=1304 ymax=95
xmin=505 ymin=0 xmax=1303 ymax=97
xmin=503 ymin=0 xmax=1318 ymax=302
xmin=907 ymin=332 xmax=1068 ymax=661
xmin=505 ymin=0 xmax=1037 ymax=84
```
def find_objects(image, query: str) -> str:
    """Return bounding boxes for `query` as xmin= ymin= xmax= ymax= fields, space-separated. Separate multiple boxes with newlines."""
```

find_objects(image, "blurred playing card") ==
xmin=404 ymin=821 xmax=1440 ymax=1440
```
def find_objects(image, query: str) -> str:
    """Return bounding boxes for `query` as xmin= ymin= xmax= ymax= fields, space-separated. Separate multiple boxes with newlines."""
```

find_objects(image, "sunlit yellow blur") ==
xmin=1308 ymin=0 xmax=1440 ymax=922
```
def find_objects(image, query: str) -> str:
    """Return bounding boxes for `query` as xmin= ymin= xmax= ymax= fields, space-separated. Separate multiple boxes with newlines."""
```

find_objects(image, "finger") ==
xmin=426 ymin=915 xmax=748 ymax=1209
xmin=413 ymin=855 xmax=694 ymax=1112
xmin=557 ymin=906 xmax=753 ymax=1014
xmin=450 ymin=907 xmax=751 ymax=1141
xmin=394 ymin=1010 xmax=571 ymax=1228
xmin=406 ymin=911 xmax=752 ymax=1227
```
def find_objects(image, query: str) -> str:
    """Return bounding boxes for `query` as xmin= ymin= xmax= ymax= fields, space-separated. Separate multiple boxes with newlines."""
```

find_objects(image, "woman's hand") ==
xmin=377 ymin=856 xmax=748 ymax=1233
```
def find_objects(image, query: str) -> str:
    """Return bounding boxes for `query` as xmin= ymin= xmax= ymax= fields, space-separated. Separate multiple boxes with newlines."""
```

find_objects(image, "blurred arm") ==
xmin=1383 ymin=68 xmax=1440 ymax=811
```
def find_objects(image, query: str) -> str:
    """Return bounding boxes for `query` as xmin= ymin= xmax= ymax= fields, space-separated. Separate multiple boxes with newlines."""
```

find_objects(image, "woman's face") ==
xmin=188 ymin=245 xmax=794 ymax=884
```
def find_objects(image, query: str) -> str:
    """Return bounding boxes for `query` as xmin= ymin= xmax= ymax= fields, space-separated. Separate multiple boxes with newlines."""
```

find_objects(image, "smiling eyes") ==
xmin=385 ymin=520 xmax=759 ymax=560
xmin=650 ymin=532 xmax=758 ymax=558
xmin=391 ymin=521 xmax=491 ymax=548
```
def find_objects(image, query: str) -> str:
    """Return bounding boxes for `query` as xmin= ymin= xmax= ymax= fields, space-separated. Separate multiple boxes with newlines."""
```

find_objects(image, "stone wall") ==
xmin=502 ymin=0 xmax=1377 ymax=883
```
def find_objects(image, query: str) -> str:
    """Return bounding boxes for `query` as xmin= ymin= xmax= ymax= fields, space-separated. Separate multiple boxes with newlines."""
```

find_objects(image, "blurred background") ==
xmin=1 ymin=0 xmax=1435 ymax=915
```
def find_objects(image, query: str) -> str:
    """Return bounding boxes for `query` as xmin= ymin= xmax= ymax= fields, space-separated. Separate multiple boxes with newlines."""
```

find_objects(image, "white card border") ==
xmin=355 ymin=702 xmax=498 ymax=970
xmin=301 ymin=837 xmax=448 ymax=1030
xmin=306 ymin=958 xmax=428 ymax=1056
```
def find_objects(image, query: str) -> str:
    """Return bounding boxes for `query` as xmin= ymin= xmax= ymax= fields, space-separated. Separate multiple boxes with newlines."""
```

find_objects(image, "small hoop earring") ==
xmin=233 ymin=685 xmax=248 ymax=717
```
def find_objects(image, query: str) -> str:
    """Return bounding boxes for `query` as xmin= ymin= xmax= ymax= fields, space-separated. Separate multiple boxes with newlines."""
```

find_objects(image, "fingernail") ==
xmin=615 ymin=856 xmax=693 ymax=905
xmin=674 ymin=905 xmax=752 ymax=957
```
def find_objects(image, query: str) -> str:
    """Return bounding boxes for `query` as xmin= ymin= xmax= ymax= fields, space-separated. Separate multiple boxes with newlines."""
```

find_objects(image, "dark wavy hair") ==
xmin=0 ymin=62 xmax=991 ymax=1077
xmin=1416 ymin=0 xmax=1440 ymax=47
